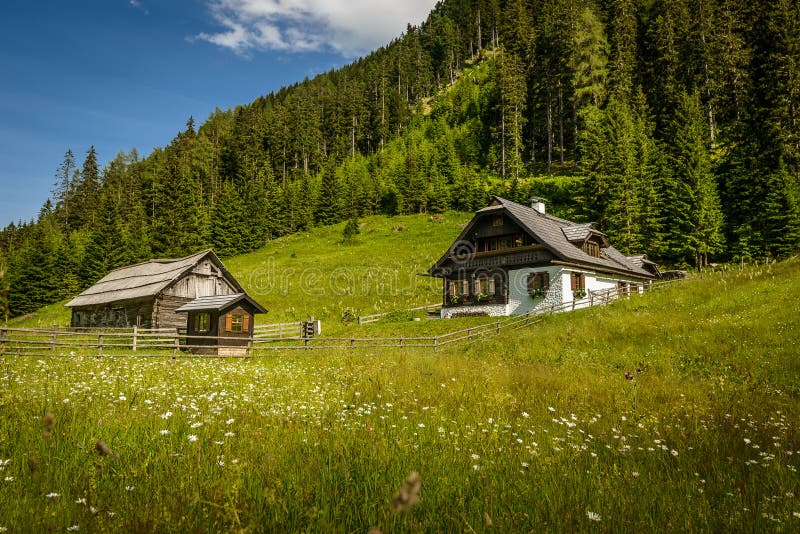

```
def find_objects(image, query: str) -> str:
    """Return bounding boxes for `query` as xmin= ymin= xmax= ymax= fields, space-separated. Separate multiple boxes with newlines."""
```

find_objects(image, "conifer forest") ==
xmin=1 ymin=0 xmax=799 ymax=318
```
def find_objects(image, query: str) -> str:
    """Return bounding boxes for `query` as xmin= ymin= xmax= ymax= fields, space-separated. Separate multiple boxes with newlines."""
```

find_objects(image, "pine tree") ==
xmin=666 ymin=92 xmax=725 ymax=267
xmin=71 ymin=146 xmax=101 ymax=229
xmin=315 ymin=158 xmax=343 ymax=225
xmin=342 ymin=218 xmax=360 ymax=243
xmin=82 ymin=192 xmax=126 ymax=286
xmin=52 ymin=149 xmax=76 ymax=229
xmin=571 ymin=7 xmax=609 ymax=110
xmin=762 ymin=163 xmax=800 ymax=258
xmin=7 ymin=224 xmax=58 ymax=315
xmin=211 ymin=181 xmax=246 ymax=257
xmin=497 ymin=49 xmax=527 ymax=181
xmin=52 ymin=235 xmax=82 ymax=300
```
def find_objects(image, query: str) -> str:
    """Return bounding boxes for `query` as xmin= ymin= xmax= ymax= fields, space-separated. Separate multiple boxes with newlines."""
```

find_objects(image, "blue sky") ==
xmin=0 ymin=0 xmax=436 ymax=226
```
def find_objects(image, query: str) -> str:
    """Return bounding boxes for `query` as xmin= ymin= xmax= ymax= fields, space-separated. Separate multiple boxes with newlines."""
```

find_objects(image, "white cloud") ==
xmin=192 ymin=0 xmax=437 ymax=57
xmin=129 ymin=0 xmax=149 ymax=15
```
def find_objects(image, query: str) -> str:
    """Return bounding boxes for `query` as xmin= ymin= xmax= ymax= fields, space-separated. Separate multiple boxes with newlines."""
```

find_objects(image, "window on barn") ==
xmin=195 ymin=312 xmax=211 ymax=333
xmin=225 ymin=313 xmax=249 ymax=333
xmin=492 ymin=215 xmax=504 ymax=227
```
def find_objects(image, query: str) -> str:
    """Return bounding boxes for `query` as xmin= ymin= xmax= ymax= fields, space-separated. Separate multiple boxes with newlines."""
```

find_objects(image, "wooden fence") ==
xmin=0 ymin=280 xmax=676 ymax=358
xmin=253 ymin=321 xmax=313 ymax=339
xmin=357 ymin=303 xmax=441 ymax=325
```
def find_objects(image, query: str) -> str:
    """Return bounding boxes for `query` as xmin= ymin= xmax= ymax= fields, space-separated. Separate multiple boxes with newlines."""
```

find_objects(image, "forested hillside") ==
xmin=1 ymin=0 xmax=799 ymax=318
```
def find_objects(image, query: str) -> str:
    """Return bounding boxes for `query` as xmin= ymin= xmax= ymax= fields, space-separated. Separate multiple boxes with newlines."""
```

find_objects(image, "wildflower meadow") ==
xmin=1 ymin=257 xmax=799 ymax=531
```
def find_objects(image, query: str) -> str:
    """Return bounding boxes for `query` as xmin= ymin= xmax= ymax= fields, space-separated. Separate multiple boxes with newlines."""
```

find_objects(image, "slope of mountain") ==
xmin=2 ymin=0 xmax=799 ymax=319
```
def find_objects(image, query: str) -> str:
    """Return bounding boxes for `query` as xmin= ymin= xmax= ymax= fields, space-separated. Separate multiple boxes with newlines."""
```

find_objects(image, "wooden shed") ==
xmin=175 ymin=293 xmax=268 ymax=356
xmin=65 ymin=249 xmax=251 ymax=330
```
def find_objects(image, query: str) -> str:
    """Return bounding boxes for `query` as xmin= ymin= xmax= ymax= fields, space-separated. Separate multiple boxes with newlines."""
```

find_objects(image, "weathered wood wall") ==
xmin=70 ymin=298 xmax=155 ymax=328
xmin=162 ymin=259 xmax=237 ymax=299
xmin=153 ymin=295 xmax=193 ymax=330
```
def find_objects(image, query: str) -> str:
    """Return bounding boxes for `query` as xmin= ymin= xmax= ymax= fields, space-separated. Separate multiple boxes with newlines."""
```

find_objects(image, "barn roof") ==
xmin=65 ymin=249 xmax=242 ymax=308
xmin=430 ymin=197 xmax=654 ymax=279
xmin=174 ymin=293 xmax=267 ymax=314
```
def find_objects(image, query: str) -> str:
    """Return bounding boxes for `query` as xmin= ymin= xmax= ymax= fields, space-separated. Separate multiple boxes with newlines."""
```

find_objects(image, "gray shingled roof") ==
xmin=65 ymin=249 xmax=242 ymax=307
xmin=561 ymin=223 xmax=594 ymax=242
xmin=174 ymin=293 xmax=267 ymax=314
xmin=432 ymin=197 xmax=654 ymax=279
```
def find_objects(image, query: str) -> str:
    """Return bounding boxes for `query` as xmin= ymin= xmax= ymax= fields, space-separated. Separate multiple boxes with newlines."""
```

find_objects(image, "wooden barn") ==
xmin=65 ymin=249 xmax=263 ymax=330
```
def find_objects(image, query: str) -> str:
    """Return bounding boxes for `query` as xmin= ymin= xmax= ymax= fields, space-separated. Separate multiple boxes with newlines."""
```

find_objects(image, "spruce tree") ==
xmin=762 ymin=163 xmax=800 ymax=258
xmin=211 ymin=181 xmax=246 ymax=257
xmin=82 ymin=192 xmax=126 ymax=286
xmin=315 ymin=158 xmax=343 ymax=225
xmin=666 ymin=92 xmax=725 ymax=267
xmin=52 ymin=149 xmax=76 ymax=229
xmin=71 ymin=146 xmax=101 ymax=229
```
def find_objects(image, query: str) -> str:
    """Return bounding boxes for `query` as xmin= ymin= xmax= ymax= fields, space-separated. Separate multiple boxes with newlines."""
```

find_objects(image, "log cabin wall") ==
xmin=152 ymin=295 xmax=194 ymax=330
xmin=70 ymin=298 xmax=155 ymax=328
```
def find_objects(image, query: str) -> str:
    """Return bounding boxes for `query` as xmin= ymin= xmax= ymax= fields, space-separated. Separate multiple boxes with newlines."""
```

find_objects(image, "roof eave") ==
xmin=551 ymin=260 xmax=655 ymax=280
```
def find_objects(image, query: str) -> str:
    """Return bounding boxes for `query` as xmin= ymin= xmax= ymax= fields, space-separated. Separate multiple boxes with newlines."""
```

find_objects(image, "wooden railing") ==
xmin=0 ymin=280 xmax=677 ymax=358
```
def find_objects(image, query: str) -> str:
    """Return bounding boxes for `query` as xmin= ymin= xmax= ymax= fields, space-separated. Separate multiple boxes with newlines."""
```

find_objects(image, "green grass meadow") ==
xmin=2 ymin=217 xmax=800 ymax=531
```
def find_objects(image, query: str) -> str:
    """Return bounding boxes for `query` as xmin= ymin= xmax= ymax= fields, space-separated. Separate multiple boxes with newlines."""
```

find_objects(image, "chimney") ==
xmin=530 ymin=197 xmax=546 ymax=214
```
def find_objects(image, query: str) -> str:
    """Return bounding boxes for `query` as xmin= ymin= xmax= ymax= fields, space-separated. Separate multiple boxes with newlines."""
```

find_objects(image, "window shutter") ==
xmin=193 ymin=314 xmax=199 ymax=332
xmin=570 ymin=273 xmax=577 ymax=291
xmin=242 ymin=315 xmax=250 ymax=332
xmin=542 ymin=272 xmax=550 ymax=291
xmin=225 ymin=313 xmax=232 ymax=332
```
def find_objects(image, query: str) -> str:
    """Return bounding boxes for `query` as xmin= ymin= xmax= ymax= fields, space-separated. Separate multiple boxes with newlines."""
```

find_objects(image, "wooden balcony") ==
xmin=449 ymin=245 xmax=553 ymax=270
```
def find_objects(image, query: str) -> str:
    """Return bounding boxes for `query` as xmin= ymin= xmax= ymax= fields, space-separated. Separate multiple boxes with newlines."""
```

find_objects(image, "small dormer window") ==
xmin=492 ymin=215 xmax=504 ymax=227
xmin=583 ymin=240 xmax=600 ymax=258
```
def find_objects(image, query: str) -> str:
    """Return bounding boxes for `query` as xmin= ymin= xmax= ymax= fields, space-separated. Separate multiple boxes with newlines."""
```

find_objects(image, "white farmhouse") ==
xmin=429 ymin=197 xmax=659 ymax=318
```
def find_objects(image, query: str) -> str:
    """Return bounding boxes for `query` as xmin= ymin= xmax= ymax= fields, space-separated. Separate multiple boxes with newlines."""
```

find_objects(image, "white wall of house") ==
xmin=507 ymin=266 xmax=564 ymax=315
xmin=440 ymin=266 xmax=647 ymax=318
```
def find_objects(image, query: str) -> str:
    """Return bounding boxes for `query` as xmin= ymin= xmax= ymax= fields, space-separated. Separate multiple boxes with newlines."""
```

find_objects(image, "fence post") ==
xmin=247 ymin=338 xmax=253 ymax=357
xmin=467 ymin=328 xmax=472 ymax=341
xmin=357 ymin=316 xmax=362 ymax=326
xmin=399 ymin=337 xmax=404 ymax=348
xmin=304 ymin=337 xmax=309 ymax=350
xmin=51 ymin=324 xmax=58 ymax=351
xmin=350 ymin=337 xmax=355 ymax=349
xmin=173 ymin=336 xmax=179 ymax=359
xmin=97 ymin=334 xmax=103 ymax=357
xmin=0 ymin=326 xmax=7 ymax=355
xmin=433 ymin=336 xmax=437 ymax=352
xmin=496 ymin=321 xmax=500 ymax=334
xmin=132 ymin=325 xmax=138 ymax=352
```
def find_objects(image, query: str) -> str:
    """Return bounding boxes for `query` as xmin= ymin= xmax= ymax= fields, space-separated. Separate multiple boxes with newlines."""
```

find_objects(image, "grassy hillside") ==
xmin=7 ymin=212 xmax=472 ymax=329
xmin=1 ymin=258 xmax=799 ymax=531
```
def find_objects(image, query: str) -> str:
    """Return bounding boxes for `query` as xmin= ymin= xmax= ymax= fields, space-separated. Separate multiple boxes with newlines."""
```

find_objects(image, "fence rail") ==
xmin=252 ymin=321 xmax=308 ymax=339
xmin=358 ymin=303 xmax=441 ymax=325
xmin=0 ymin=280 xmax=677 ymax=358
